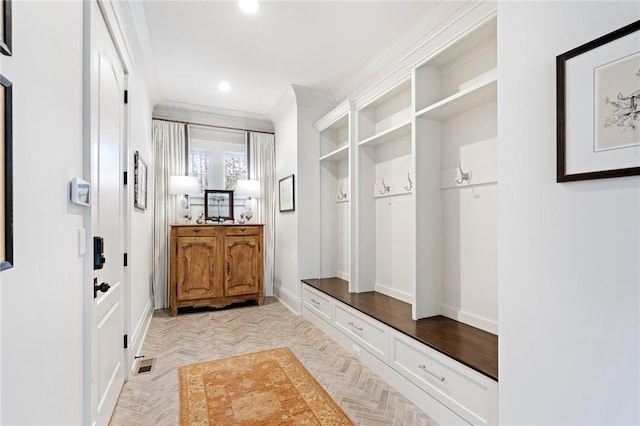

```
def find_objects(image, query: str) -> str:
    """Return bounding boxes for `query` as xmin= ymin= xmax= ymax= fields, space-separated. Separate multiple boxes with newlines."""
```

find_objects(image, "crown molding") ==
xmin=313 ymin=99 xmax=354 ymax=132
xmin=154 ymin=102 xmax=274 ymax=133
xmin=291 ymin=84 xmax=336 ymax=112
xmin=333 ymin=1 xmax=497 ymax=110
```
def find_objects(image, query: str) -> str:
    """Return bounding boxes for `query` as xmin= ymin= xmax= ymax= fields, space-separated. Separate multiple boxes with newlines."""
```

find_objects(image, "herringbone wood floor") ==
xmin=109 ymin=298 xmax=436 ymax=425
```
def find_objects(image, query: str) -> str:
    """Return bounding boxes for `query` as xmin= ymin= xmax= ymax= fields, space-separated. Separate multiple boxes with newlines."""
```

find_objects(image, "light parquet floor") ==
xmin=110 ymin=297 xmax=437 ymax=426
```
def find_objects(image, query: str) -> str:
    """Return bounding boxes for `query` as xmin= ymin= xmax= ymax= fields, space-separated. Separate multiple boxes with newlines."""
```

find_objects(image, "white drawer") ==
xmin=302 ymin=286 xmax=333 ymax=324
xmin=334 ymin=303 xmax=388 ymax=361
xmin=389 ymin=331 xmax=498 ymax=425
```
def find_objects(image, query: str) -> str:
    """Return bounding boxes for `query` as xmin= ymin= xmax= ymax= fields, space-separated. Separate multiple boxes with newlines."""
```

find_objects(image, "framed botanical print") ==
xmin=557 ymin=20 xmax=640 ymax=182
xmin=279 ymin=174 xmax=294 ymax=212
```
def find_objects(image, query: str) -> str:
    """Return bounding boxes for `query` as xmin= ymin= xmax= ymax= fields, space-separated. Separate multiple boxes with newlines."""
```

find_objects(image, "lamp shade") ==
xmin=235 ymin=179 xmax=261 ymax=198
xmin=169 ymin=176 xmax=200 ymax=195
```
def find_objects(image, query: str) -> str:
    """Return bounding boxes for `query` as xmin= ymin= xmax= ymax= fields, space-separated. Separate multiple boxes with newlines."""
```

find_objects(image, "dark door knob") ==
xmin=95 ymin=282 xmax=110 ymax=293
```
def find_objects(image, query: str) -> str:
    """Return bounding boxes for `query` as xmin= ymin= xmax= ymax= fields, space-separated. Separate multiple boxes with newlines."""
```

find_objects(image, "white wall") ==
xmin=127 ymin=59 xmax=156 ymax=366
xmin=271 ymin=90 xmax=300 ymax=309
xmin=499 ymin=2 xmax=640 ymax=424
xmin=270 ymin=86 xmax=331 ymax=312
xmin=0 ymin=2 xmax=85 ymax=423
xmin=0 ymin=1 xmax=156 ymax=423
xmin=296 ymin=104 xmax=323 ymax=282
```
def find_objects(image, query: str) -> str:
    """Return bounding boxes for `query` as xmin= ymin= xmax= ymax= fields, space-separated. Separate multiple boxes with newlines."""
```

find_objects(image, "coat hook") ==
xmin=455 ymin=162 xmax=471 ymax=185
xmin=337 ymin=186 xmax=347 ymax=201
xmin=378 ymin=178 xmax=390 ymax=195
xmin=404 ymin=173 xmax=413 ymax=191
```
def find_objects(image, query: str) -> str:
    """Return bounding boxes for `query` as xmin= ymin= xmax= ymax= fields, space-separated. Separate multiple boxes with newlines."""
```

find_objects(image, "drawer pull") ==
xmin=310 ymin=299 xmax=321 ymax=305
xmin=348 ymin=321 xmax=363 ymax=331
xmin=192 ymin=229 xmax=201 ymax=233
xmin=210 ymin=264 xmax=215 ymax=277
xmin=418 ymin=364 xmax=445 ymax=382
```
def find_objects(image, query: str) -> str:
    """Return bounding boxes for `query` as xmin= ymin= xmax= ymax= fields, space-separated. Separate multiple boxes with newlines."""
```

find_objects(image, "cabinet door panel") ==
xmin=176 ymin=236 xmax=222 ymax=301
xmin=224 ymin=235 xmax=260 ymax=296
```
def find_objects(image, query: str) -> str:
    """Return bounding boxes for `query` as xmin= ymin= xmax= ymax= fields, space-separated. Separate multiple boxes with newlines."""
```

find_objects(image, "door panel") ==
xmin=224 ymin=235 xmax=260 ymax=296
xmin=176 ymin=236 xmax=222 ymax=300
xmin=91 ymin=3 xmax=126 ymax=425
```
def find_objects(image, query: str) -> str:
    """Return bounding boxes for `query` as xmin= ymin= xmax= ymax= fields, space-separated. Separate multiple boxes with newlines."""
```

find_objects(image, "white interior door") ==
xmin=90 ymin=3 xmax=126 ymax=425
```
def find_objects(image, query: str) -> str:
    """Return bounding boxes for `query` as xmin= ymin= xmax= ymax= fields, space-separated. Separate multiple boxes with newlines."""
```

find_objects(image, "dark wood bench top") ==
xmin=302 ymin=277 xmax=498 ymax=381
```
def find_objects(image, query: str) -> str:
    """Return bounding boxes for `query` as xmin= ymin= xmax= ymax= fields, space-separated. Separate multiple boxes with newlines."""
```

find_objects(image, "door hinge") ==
xmin=124 ymin=90 xmax=129 ymax=104
xmin=124 ymin=253 xmax=128 ymax=267
xmin=123 ymin=171 xmax=128 ymax=186
xmin=123 ymin=334 xmax=128 ymax=349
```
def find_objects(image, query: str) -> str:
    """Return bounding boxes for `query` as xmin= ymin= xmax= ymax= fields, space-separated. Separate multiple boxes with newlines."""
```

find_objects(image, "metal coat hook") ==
xmin=404 ymin=173 xmax=413 ymax=191
xmin=337 ymin=187 xmax=347 ymax=201
xmin=378 ymin=178 xmax=390 ymax=195
xmin=455 ymin=163 xmax=471 ymax=185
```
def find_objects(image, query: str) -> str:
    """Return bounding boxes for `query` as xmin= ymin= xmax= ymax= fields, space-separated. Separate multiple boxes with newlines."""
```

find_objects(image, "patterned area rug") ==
xmin=178 ymin=347 xmax=355 ymax=425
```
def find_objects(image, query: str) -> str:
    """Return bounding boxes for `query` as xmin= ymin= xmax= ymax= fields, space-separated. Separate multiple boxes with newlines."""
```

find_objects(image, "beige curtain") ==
xmin=152 ymin=119 xmax=186 ymax=308
xmin=249 ymin=132 xmax=276 ymax=296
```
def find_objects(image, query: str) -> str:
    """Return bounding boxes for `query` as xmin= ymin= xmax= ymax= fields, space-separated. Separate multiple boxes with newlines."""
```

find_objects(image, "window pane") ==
xmin=189 ymin=152 xmax=209 ymax=193
xmin=223 ymin=152 xmax=247 ymax=191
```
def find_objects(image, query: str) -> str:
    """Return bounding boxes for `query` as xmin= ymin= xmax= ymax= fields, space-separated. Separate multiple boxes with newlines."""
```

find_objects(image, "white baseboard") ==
xmin=128 ymin=299 xmax=154 ymax=375
xmin=273 ymin=281 xmax=301 ymax=315
xmin=440 ymin=303 xmax=498 ymax=335
xmin=336 ymin=270 xmax=350 ymax=281
xmin=374 ymin=282 xmax=412 ymax=304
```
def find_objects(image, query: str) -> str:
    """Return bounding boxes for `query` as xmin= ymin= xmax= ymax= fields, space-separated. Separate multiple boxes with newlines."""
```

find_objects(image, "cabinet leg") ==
xmin=170 ymin=307 xmax=178 ymax=317
xmin=257 ymin=297 xmax=264 ymax=306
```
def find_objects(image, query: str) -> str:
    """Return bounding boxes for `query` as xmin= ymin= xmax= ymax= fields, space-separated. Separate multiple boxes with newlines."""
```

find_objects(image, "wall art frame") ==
xmin=0 ymin=74 xmax=12 ymax=270
xmin=0 ymin=0 xmax=11 ymax=56
xmin=279 ymin=174 xmax=295 ymax=212
xmin=557 ymin=19 xmax=640 ymax=182
xmin=134 ymin=151 xmax=148 ymax=210
xmin=204 ymin=189 xmax=234 ymax=221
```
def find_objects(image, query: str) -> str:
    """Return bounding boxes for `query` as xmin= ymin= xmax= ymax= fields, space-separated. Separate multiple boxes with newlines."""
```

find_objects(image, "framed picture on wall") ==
xmin=0 ymin=74 xmax=13 ymax=271
xmin=557 ymin=19 xmax=640 ymax=182
xmin=134 ymin=151 xmax=148 ymax=210
xmin=0 ymin=0 xmax=11 ymax=56
xmin=279 ymin=174 xmax=294 ymax=212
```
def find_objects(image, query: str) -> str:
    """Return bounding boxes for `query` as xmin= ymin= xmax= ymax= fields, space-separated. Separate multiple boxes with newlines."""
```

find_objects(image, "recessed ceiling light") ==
xmin=238 ymin=0 xmax=259 ymax=14
xmin=218 ymin=81 xmax=231 ymax=92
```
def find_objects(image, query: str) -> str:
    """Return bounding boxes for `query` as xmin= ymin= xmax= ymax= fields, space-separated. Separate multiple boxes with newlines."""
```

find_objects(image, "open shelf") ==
xmin=358 ymin=120 xmax=412 ymax=147
xmin=320 ymin=145 xmax=349 ymax=162
xmin=416 ymin=74 xmax=496 ymax=121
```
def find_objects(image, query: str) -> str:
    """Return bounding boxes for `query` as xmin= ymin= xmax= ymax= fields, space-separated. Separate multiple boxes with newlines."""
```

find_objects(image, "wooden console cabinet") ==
xmin=170 ymin=224 xmax=264 ymax=316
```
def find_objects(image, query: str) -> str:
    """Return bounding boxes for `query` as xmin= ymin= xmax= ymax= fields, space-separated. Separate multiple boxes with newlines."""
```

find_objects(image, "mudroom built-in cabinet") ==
xmin=305 ymin=12 xmax=498 ymax=426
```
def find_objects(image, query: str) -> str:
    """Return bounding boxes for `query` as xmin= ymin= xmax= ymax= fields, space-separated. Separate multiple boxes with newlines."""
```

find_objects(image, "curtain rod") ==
xmin=152 ymin=117 xmax=275 ymax=135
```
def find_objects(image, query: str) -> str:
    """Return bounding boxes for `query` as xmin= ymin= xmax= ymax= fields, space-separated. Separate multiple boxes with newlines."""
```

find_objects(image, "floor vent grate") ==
xmin=134 ymin=358 xmax=156 ymax=375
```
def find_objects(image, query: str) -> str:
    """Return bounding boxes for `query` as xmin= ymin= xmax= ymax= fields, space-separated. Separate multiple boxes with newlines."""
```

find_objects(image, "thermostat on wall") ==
xmin=70 ymin=177 xmax=91 ymax=206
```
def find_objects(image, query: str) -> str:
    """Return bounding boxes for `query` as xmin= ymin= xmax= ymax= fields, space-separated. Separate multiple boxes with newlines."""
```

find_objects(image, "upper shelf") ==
xmin=320 ymin=144 xmax=349 ymax=162
xmin=358 ymin=120 xmax=412 ymax=148
xmin=416 ymin=70 xmax=497 ymax=121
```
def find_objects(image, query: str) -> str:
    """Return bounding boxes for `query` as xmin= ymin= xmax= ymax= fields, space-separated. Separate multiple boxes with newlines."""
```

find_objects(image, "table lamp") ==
xmin=169 ymin=176 xmax=200 ymax=223
xmin=235 ymin=179 xmax=261 ymax=223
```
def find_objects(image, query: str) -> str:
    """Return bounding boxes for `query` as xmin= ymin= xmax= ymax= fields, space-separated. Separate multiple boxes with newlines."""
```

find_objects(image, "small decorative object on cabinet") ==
xmin=169 ymin=224 xmax=264 ymax=316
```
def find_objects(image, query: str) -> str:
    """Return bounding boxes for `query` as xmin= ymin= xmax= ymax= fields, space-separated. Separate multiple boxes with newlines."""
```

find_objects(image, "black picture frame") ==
xmin=204 ymin=189 xmax=234 ymax=221
xmin=0 ymin=0 xmax=12 ymax=56
xmin=0 ymin=74 xmax=12 ymax=270
xmin=557 ymin=20 xmax=640 ymax=182
xmin=134 ymin=151 xmax=148 ymax=210
xmin=279 ymin=174 xmax=295 ymax=212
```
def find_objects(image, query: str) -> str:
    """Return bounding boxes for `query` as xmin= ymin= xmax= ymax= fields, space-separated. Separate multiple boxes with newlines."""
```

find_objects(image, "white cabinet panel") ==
xmin=389 ymin=330 xmax=498 ymax=425
xmin=334 ymin=303 xmax=388 ymax=361
xmin=302 ymin=286 xmax=334 ymax=324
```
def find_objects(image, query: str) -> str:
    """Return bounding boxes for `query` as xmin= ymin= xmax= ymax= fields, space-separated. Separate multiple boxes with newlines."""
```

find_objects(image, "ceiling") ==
xmin=139 ymin=1 xmax=439 ymax=117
